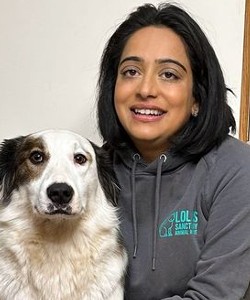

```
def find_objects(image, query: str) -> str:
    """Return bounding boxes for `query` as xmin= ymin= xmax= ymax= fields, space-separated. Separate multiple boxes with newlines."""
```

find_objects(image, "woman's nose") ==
xmin=136 ymin=74 xmax=157 ymax=100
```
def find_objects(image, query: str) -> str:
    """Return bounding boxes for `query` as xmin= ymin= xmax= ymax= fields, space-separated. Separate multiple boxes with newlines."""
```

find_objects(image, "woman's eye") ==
xmin=161 ymin=71 xmax=179 ymax=80
xmin=29 ymin=151 xmax=44 ymax=164
xmin=122 ymin=69 xmax=139 ymax=77
xmin=74 ymin=154 xmax=87 ymax=165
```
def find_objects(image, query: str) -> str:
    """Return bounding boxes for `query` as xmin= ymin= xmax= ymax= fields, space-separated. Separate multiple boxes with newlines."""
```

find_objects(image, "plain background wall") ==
xmin=0 ymin=0 xmax=246 ymax=144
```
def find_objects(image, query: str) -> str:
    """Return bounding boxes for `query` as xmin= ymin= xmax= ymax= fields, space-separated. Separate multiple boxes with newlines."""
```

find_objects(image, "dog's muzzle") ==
xmin=46 ymin=182 xmax=74 ymax=215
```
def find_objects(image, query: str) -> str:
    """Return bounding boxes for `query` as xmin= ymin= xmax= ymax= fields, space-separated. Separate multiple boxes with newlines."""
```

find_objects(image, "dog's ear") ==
xmin=0 ymin=136 xmax=25 ymax=204
xmin=90 ymin=142 xmax=119 ymax=206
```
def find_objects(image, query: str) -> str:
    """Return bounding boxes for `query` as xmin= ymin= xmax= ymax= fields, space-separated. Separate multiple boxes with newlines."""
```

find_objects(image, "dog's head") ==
xmin=0 ymin=130 xmax=118 ymax=219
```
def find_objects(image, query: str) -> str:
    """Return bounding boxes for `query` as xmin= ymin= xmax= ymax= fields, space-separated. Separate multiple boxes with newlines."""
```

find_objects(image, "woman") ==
xmin=97 ymin=3 xmax=250 ymax=299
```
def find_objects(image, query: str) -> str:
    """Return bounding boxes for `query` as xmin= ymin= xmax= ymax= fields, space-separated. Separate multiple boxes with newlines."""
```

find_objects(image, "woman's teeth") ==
xmin=134 ymin=108 xmax=163 ymax=116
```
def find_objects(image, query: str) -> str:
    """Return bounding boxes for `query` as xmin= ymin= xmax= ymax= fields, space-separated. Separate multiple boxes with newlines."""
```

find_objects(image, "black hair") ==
xmin=90 ymin=141 xmax=119 ymax=206
xmin=97 ymin=3 xmax=236 ymax=160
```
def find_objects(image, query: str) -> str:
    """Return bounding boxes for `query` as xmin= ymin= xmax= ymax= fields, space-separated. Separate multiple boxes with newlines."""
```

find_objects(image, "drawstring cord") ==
xmin=131 ymin=153 xmax=140 ymax=258
xmin=130 ymin=153 xmax=167 ymax=270
xmin=152 ymin=154 xmax=167 ymax=271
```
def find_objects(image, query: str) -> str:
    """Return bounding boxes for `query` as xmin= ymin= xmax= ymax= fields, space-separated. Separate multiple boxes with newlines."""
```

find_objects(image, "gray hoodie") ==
xmin=113 ymin=136 xmax=250 ymax=300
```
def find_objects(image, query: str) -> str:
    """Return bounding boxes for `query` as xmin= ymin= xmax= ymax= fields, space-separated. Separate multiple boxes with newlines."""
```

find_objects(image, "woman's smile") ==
xmin=131 ymin=105 xmax=166 ymax=122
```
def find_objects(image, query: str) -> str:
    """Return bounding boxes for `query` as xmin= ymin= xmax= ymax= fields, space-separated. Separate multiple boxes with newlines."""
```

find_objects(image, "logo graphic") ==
xmin=159 ymin=210 xmax=198 ymax=238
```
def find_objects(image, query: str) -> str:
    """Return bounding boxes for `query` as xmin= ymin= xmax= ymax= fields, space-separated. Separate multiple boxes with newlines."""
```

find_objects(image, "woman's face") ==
xmin=114 ymin=26 xmax=197 ymax=160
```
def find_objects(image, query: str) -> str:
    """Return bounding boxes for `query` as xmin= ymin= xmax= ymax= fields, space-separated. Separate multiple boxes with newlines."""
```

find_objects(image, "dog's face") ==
xmin=0 ymin=130 xmax=116 ymax=219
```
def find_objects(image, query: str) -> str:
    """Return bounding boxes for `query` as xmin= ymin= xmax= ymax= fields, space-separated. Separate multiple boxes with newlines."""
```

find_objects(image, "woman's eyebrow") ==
xmin=119 ymin=56 xmax=187 ymax=73
xmin=156 ymin=58 xmax=187 ymax=72
xmin=119 ymin=56 xmax=143 ymax=66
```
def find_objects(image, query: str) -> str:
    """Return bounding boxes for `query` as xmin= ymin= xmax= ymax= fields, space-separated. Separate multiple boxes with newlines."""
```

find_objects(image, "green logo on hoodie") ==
xmin=159 ymin=210 xmax=198 ymax=238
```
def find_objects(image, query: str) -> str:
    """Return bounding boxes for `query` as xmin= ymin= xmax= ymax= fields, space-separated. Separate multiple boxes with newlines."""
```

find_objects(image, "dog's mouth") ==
xmin=34 ymin=204 xmax=75 ymax=217
xmin=46 ymin=203 xmax=73 ymax=215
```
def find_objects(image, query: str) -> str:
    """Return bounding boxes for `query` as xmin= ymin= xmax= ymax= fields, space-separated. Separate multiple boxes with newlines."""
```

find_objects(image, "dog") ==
xmin=0 ymin=129 xmax=127 ymax=300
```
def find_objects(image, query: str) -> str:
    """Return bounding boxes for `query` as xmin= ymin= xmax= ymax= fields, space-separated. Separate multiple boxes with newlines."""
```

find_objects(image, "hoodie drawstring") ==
xmin=152 ymin=154 xmax=167 ymax=270
xmin=131 ymin=153 xmax=140 ymax=258
xmin=130 ymin=153 xmax=167 ymax=271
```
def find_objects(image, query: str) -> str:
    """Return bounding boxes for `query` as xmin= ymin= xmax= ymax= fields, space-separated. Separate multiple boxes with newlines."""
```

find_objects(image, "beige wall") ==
xmin=0 ymin=0 xmax=246 ymax=144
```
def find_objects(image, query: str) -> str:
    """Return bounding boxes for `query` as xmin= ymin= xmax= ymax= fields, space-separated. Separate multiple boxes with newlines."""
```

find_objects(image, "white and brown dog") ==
xmin=0 ymin=129 xmax=127 ymax=300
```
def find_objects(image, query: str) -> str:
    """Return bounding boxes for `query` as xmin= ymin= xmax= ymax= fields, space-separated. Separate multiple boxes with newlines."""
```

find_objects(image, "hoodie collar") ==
xmin=115 ymin=145 xmax=189 ymax=173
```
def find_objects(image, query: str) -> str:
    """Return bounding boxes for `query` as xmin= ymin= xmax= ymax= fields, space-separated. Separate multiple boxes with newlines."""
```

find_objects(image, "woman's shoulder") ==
xmin=202 ymin=135 xmax=250 ymax=178
xmin=218 ymin=135 xmax=250 ymax=163
xmin=201 ymin=136 xmax=250 ymax=209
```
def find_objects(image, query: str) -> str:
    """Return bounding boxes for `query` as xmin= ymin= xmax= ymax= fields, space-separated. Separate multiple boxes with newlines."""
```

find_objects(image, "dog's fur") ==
xmin=0 ymin=129 xmax=127 ymax=300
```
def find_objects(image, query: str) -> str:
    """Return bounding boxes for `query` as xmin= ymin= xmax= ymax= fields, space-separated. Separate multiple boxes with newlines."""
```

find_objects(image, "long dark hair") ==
xmin=97 ymin=3 xmax=236 ymax=160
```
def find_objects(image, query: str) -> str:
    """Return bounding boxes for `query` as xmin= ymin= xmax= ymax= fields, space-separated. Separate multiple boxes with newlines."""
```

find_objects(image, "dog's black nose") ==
xmin=47 ymin=183 xmax=74 ymax=205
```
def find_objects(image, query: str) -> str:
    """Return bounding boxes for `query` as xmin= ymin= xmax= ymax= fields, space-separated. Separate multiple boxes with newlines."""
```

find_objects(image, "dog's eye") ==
xmin=29 ymin=151 xmax=44 ymax=164
xmin=74 ymin=154 xmax=87 ymax=165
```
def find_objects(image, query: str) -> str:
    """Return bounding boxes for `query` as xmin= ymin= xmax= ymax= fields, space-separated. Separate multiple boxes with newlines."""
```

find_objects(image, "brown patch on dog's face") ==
xmin=15 ymin=136 xmax=50 ymax=186
xmin=0 ymin=135 xmax=49 ymax=203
